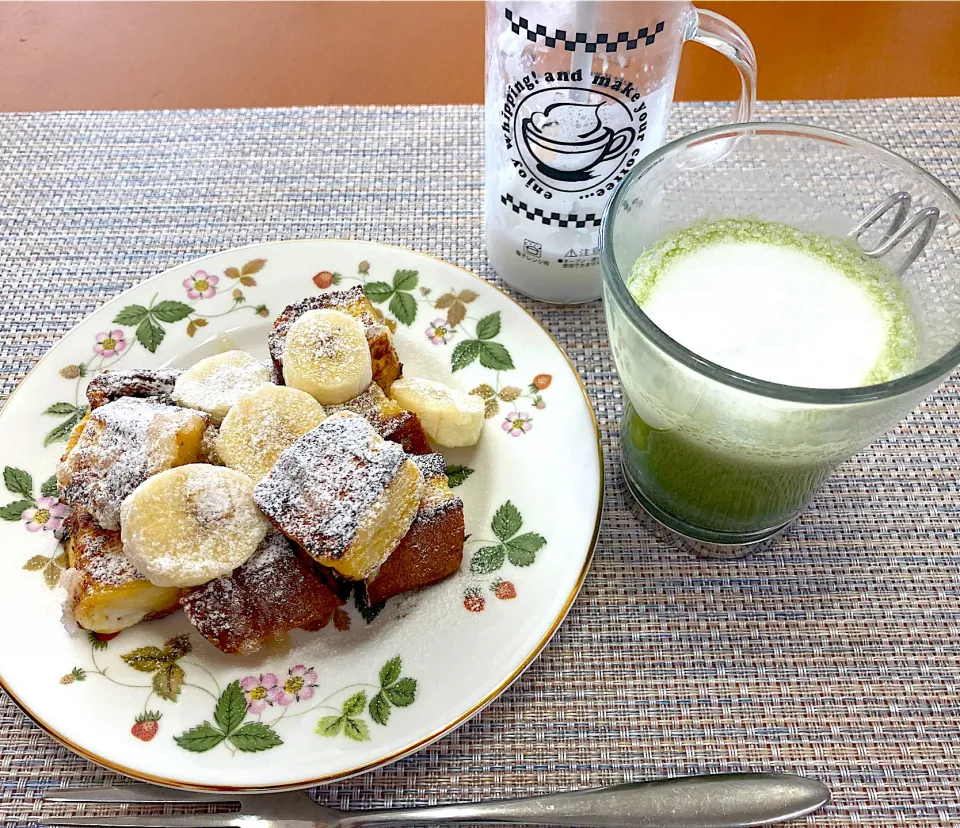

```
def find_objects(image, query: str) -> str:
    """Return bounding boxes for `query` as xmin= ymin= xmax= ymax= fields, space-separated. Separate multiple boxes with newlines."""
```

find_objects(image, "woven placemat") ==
xmin=0 ymin=99 xmax=958 ymax=826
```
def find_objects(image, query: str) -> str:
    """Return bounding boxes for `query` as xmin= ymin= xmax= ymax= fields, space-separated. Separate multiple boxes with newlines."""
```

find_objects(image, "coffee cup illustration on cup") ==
xmin=521 ymin=102 xmax=635 ymax=182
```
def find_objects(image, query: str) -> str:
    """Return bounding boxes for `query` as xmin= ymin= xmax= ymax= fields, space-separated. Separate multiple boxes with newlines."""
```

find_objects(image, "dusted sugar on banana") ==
xmin=62 ymin=510 xmax=181 ymax=634
xmin=389 ymin=377 xmax=484 ymax=447
xmin=282 ymin=309 xmax=373 ymax=404
xmin=253 ymin=411 xmax=423 ymax=580
xmin=86 ymin=368 xmax=182 ymax=410
xmin=172 ymin=350 xmax=272 ymax=425
xmin=120 ymin=464 xmax=270 ymax=587
xmin=365 ymin=453 xmax=465 ymax=605
xmin=269 ymin=288 xmax=402 ymax=392
xmin=217 ymin=383 xmax=327 ymax=481
xmin=57 ymin=398 xmax=208 ymax=531
xmin=181 ymin=531 xmax=346 ymax=655
xmin=325 ymin=381 xmax=432 ymax=455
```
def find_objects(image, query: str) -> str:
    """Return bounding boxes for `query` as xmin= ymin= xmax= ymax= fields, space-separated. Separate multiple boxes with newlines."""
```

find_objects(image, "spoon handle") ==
xmin=337 ymin=772 xmax=829 ymax=828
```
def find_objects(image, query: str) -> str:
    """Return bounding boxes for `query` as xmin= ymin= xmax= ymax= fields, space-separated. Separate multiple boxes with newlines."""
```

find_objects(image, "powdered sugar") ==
xmin=282 ymin=310 xmax=372 ymax=404
xmin=86 ymin=368 xmax=182 ymax=409
xmin=411 ymin=452 xmax=447 ymax=481
xmin=253 ymin=412 xmax=408 ymax=560
xmin=325 ymin=382 xmax=411 ymax=435
xmin=180 ymin=530 xmax=343 ymax=655
xmin=120 ymin=464 xmax=269 ymax=587
xmin=184 ymin=470 xmax=236 ymax=525
xmin=172 ymin=350 xmax=271 ymax=425
xmin=412 ymin=454 xmax=463 ymax=522
xmin=268 ymin=289 xmax=387 ymax=374
xmin=198 ymin=424 xmax=222 ymax=465
xmin=86 ymin=552 xmax=140 ymax=586
xmin=216 ymin=384 xmax=327 ymax=481
xmin=57 ymin=398 xmax=208 ymax=530
xmin=66 ymin=510 xmax=146 ymax=587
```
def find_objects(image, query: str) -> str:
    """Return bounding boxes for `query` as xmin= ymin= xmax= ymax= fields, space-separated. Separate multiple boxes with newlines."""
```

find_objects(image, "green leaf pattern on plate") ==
xmin=63 ymin=632 xmax=420 ymax=756
xmin=315 ymin=656 xmax=419 ymax=744
xmin=176 ymin=681 xmax=284 ymax=754
xmin=466 ymin=501 xmax=547 ymax=605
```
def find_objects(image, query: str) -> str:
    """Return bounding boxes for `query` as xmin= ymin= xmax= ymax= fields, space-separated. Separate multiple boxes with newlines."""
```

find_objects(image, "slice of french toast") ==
xmin=325 ymin=382 xmax=431 ymax=455
xmin=364 ymin=453 xmax=464 ymax=605
xmin=253 ymin=412 xmax=423 ymax=581
xmin=62 ymin=510 xmax=181 ymax=634
xmin=86 ymin=368 xmax=182 ymax=410
xmin=180 ymin=530 xmax=345 ymax=655
xmin=57 ymin=398 xmax=208 ymax=530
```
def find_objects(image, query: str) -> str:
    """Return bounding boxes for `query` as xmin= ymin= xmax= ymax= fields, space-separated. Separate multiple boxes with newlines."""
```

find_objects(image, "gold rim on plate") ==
xmin=0 ymin=240 xmax=604 ymax=791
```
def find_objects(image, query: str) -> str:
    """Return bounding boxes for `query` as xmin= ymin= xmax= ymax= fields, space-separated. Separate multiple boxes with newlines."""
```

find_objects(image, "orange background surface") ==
xmin=1 ymin=1 xmax=959 ymax=112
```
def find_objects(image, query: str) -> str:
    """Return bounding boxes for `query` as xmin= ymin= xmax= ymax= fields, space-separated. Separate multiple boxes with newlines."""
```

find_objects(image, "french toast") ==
xmin=57 ymin=398 xmax=208 ymax=530
xmin=253 ymin=412 xmax=423 ymax=580
xmin=62 ymin=510 xmax=181 ymax=634
xmin=51 ymin=285 xmax=475 ymax=653
xmin=181 ymin=531 xmax=345 ymax=655
xmin=325 ymin=382 xmax=432 ymax=455
xmin=63 ymin=412 xmax=91 ymax=458
xmin=86 ymin=368 xmax=182 ymax=410
xmin=365 ymin=453 xmax=464 ymax=605
xmin=269 ymin=289 xmax=402 ymax=392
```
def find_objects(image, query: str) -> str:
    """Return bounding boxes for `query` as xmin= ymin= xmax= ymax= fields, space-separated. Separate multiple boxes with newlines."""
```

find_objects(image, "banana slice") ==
xmin=217 ymin=383 xmax=327 ymax=481
xmin=120 ymin=464 xmax=270 ymax=587
xmin=282 ymin=309 xmax=372 ymax=404
xmin=172 ymin=350 xmax=272 ymax=425
xmin=389 ymin=377 xmax=484 ymax=447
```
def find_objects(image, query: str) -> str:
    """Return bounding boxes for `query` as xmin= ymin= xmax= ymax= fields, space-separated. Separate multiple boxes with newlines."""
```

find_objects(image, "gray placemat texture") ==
xmin=0 ymin=99 xmax=959 ymax=826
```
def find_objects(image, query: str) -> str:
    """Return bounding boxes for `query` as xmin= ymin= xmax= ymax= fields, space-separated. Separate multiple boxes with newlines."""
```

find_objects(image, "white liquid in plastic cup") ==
xmin=484 ymin=0 xmax=757 ymax=304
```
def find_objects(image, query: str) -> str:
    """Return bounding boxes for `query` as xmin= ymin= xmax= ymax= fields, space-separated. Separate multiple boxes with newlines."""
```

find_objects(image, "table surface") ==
xmin=0 ymin=98 xmax=958 ymax=827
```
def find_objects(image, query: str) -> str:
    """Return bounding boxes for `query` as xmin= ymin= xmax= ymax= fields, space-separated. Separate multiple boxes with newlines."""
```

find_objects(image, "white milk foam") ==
xmin=630 ymin=221 xmax=918 ymax=389
xmin=645 ymin=241 xmax=886 ymax=387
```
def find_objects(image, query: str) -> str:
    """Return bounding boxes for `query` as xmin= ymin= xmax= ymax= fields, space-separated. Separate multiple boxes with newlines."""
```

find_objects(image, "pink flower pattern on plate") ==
xmin=93 ymin=330 xmax=127 ymax=359
xmin=425 ymin=318 xmax=455 ymax=345
xmin=183 ymin=270 xmax=219 ymax=300
xmin=268 ymin=664 xmax=318 ymax=706
xmin=240 ymin=673 xmax=278 ymax=714
xmin=502 ymin=410 xmax=533 ymax=437
xmin=22 ymin=497 xmax=69 ymax=533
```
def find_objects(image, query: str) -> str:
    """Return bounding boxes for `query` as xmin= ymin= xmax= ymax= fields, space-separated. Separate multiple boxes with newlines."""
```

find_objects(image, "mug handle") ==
xmin=687 ymin=8 xmax=757 ymax=124
xmin=600 ymin=127 xmax=636 ymax=163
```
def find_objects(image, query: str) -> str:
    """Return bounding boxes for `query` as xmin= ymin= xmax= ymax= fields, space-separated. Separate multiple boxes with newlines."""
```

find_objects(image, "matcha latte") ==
xmin=619 ymin=219 xmax=919 ymax=537
xmin=629 ymin=219 xmax=918 ymax=387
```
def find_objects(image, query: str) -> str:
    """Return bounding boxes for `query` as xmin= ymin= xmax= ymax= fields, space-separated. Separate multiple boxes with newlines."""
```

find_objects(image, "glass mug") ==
xmin=601 ymin=123 xmax=960 ymax=557
xmin=484 ymin=0 xmax=757 ymax=304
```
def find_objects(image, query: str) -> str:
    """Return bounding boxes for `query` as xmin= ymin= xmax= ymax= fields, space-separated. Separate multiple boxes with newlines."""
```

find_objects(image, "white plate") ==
xmin=0 ymin=241 xmax=601 ymax=790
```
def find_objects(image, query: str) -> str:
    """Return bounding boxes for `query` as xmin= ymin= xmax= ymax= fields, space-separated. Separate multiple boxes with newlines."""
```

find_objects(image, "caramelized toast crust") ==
xmin=325 ymin=382 xmax=431 ymax=455
xmin=86 ymin=369 xmax=182 ymax=410
xmin=181 ymin=531 xmax=345 ymax=655
xmin=365 ymin=453 xmax=464 ymax=605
